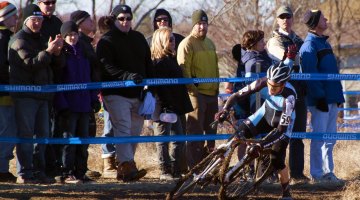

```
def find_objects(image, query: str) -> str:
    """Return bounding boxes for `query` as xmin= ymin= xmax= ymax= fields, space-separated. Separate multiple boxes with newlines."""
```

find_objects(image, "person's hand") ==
xmin=316 ymin=98 xmax=328 ymax=112
xmin=92 ymin=101 xmax=101 ymax=113
xmin=214 ymin=109 xmax=229 ymax=123
xmin=286 ymin=44 xmax=297 ymax=60
xmin=53 ymin=34 xmax=64 ymax=56
xmin=128 ymin=73 xmax=143 ymax=84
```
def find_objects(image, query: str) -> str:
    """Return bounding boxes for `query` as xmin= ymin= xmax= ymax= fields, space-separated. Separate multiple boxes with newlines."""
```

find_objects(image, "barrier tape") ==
xmin=1 ymin=73 xmax=360 ymax=93
xmin=0 ymin=132 xmax=359 ymax=144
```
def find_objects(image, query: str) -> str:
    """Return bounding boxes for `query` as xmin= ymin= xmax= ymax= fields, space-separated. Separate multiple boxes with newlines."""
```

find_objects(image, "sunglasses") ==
xmin=155 ymin=17 xmax=169 ymax=22
xmin=42 ymin=1 xmax=56 ymax=5
xmin=267 ymin=81 xmax=284 ymax=88
xmin=117 ymin=16 xmax=133 ymax=22
xmin=278 ymin=14 xmax=292 ymax=19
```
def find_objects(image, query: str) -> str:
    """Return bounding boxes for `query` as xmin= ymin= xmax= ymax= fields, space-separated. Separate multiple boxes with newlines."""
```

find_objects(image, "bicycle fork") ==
xmin=223 ymin=154 xmax=250 ymax=183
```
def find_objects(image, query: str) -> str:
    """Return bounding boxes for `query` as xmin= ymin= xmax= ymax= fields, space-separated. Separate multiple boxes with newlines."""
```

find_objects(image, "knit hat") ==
xmin=153 ymin=8 xmax=172 ymax=30
xmin=70 ymin=10 xmax=90 ymax=26
xmin=303 ymin=10 xmax=321 ymax=29
xmin=22 ymin=4 xmax=43 ymax=24
xmin=60 ymin=21 xmax=78 ymax=37
xmin=276 ymin=6 xmax=293 ymax=17
xmin=0 ymin=2 xmax=17 ymax=22
xmin=191 ymin=10 xmax=208 ymax=27
xmin=110 ymin=4 xmax=132 ymax=18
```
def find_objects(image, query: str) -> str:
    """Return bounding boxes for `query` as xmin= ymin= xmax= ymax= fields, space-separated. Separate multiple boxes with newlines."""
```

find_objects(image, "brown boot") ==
xmin=102 ymin=157 xmax=117 ymax=179
xmin=117 ymin=161 xmax=147 ymax=182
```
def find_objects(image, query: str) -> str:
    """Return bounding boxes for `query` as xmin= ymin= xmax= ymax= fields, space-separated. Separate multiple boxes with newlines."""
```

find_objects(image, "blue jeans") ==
xmin=0 ymin=104 xmax=16 ymax=173
xmin=101 ymin=103 xmax=115 ymax=158
xmin=102 ymin=95 xmax=144 ymax=163
xmin=308 ymin=104 xmax=338 ymax=179
xmin=153 ymin=117 xmax=185 ymax=173
xmin=14 ymin=98 xmax=49 ymax=178
xmin=62 ymin=112 xmax=90 ymax=177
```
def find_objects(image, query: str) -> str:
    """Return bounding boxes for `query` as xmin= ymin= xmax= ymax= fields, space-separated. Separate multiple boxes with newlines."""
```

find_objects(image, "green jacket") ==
xmin=177 ymin=34 xmax=219 ymax=96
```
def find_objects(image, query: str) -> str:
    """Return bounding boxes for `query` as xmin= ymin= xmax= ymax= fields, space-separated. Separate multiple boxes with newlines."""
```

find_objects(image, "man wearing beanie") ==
xmin=96 ymin=4 xmax=152 ymax=182
xmin=70 ymin=10 xmax=102 ymax=180
xmin=299 ymin=10 xmax=345 ymax=184
xmin=267 ymin=5 xmax=309 ymax=184
xmin=0 ymin=1 xmax=17 ymax=183
xmin=147 ymin=8 xmax=184 ymax=51
xmin=177 ymin=9 xmax=219 ymax=168
xmin=8 ymin=3 xmax=65 ymax=184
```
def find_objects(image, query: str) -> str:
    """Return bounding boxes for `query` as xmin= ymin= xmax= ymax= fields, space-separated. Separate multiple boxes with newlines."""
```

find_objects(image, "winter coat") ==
xmin=299 ymin=32 xmax=345 ymax=106
xmin=8 ymin=26 xmax=65 ymax=101
xmin=96 ymin=27 xmax=153 ymax=99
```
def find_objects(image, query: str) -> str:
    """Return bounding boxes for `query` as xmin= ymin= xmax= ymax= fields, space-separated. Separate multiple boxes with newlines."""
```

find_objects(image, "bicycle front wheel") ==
xmin=166 ymin=148 xmax=227 ymax=200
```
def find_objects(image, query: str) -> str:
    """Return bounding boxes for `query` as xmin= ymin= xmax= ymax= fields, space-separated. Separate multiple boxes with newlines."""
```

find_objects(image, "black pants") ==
xmin=289 ymin=97 xmax=307 ymax=177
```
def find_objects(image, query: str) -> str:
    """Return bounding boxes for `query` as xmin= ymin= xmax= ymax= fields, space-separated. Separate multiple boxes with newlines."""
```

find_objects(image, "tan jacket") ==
xmin=177 ymin=34 xmax=219 ymax=96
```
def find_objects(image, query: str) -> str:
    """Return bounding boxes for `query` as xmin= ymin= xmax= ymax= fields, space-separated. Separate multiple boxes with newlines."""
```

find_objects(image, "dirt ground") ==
xmin=0 ymin=177 xmax=350 ymax=200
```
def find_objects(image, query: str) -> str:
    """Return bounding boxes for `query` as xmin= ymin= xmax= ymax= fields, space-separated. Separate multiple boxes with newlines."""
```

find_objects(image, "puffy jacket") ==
xmin=241 ymin=50 xmax=272 ymax=78
xmin=8 ymin=26 xmax=65 ymax=101
xmin=299 ymin=32 xmax=345 ymax=106
xmin=0 ymin=28 xmax=12 ymax=97
xmin=177 ymin=33 xmax=219 ymax=96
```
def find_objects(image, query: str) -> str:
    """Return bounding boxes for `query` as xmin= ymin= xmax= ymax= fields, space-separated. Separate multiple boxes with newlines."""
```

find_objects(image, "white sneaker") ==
xmin=159 ymin=173 xmax=174 ymax=181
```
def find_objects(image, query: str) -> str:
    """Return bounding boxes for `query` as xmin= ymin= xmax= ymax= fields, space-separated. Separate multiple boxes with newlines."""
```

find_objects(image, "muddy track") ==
xmin=0 ymin=178 xmax=346 ymax=200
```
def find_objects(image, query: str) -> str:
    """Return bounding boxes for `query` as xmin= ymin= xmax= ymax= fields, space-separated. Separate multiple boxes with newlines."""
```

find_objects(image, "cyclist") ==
xmin=216 ymin=60 xmax=296 ymax=200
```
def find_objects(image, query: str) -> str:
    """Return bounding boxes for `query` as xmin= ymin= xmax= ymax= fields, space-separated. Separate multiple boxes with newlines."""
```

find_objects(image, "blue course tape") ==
xmin=0 ymin=133 xmax=359 ymax=144
xmin=1 ymin=73 xmax=360 ymax=93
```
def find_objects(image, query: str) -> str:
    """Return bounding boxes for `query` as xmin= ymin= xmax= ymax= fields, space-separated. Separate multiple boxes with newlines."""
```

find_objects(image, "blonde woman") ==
xmin=151 ymin=28 xmax=193 ymax=181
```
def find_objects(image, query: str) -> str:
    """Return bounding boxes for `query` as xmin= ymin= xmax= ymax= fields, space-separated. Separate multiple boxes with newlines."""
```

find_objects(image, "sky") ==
xmin=7 ymin=0 xmax=222 ymax=23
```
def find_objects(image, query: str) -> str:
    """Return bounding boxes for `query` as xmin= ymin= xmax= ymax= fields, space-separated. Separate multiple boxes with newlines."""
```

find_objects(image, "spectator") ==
xmin=147 ymin=8 xmax=184 ymax=51
xmin=9 ymin=4 xmax=64 ymax=184
xmin=0 ymin=1 xmax=17 ymax=183
xmin=96 ymin=4 xmax=152 ymax=182
xmin=53 ymin=21 xmax=99 ymax=184
xmin=177 ymin=10 xmax=219 ymax=168
xmin=241 ymin=30 xmax=272 ymax=112
xmin=37 ymin=0 xmax=63 ymax=178
xmin=37 ymin=0 xmax=62 ymax=42
xmin=70 ymin=10 xmax=102 ymax=179
xmin=150 ymin=27 xmax=193 ymax=180
xmin=267 ymin=5 xmax=309 ymax=183
xmin=95 ymin=15 xmax=117 ymax=179
xmin=299 ymin=9 xmax=345 ymax=183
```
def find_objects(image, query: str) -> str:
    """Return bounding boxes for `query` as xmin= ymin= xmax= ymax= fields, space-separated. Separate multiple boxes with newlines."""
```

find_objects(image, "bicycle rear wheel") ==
xmin=166 ymin=147 xmax=228 ymax=200
xmin=218 ymin=152 xmax=274 ymax=200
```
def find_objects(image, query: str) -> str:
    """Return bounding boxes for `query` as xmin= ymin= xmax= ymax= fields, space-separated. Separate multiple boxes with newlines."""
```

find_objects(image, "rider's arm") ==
xmin=261 ymin=93 xmax=296 ymax=148
xmin=223 ymin=77 xmax=267 ymax=111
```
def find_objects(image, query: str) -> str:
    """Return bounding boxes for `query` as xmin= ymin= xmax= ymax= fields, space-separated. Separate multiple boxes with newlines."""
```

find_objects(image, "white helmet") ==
xmin=267 ymin=62 xmax=291 ymax=84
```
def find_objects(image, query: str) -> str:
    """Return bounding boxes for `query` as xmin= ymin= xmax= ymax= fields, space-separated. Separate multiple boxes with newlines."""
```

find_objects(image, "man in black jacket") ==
xmin=9 ymin=4 xmax=65 ymax=184
xmin=0 ymin=1 xmax=18 ymax=183
xmin=96 ymin=4 xmax=153 ymax=182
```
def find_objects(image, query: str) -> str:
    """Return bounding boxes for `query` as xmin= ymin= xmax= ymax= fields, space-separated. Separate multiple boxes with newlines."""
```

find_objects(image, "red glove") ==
xmin=286 ymin=44 xmax=297 ymax=60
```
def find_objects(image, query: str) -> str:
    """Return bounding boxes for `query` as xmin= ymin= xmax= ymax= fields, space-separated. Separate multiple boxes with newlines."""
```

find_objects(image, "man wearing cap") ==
xmin=177 ymin=10 xmax=219 ymax=168
xmin=0 ymin=1 xmax=17 ymax=183
xmin=69 ymin=10 xmax=102 ymax=180
xmin=299 ymin=9 xmax=345 ymax=184
xmin=8 ymin=4 xmax=65 ymax=184
xmin=96 ymin=4 xmax=152 ymax=182
xmin=267 ymin=6 xmax=309 ymax=184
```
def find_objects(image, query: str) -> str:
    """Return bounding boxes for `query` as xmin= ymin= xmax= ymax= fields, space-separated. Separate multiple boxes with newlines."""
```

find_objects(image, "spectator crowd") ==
xmin=0 ymin=0 xmax=345 ymax=192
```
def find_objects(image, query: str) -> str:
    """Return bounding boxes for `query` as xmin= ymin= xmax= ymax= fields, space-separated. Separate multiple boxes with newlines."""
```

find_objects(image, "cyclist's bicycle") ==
xmin=166 ymin=119 xmax=276 ymax=200
xmin=218 ymin=128 xmax=277 ymax=200
xmin=165 ymin=121 xmax=237 ymax=200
